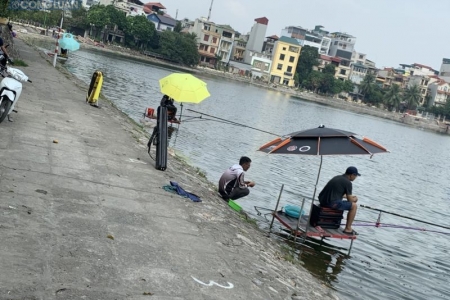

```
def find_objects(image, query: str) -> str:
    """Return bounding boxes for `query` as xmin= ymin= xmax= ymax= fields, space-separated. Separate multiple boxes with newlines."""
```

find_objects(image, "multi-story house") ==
xmin=312 ymin=25 xmax=331 ymax=54
xmin=231 ymin=32 xmax=247 ymax=62
xmin=269 ymin=36 xmax=302 ymax=87
xmin=438 ymin=58 xmax=450 ymax=82
xmin=262 ymin=35 xmax=278 ymax=55
xmin=316 ymin=54 xmax=341 ymax=76
xmin=328 ymin=32 xmax=356 ymax=58
xmin=336 ymin=58 xmax=351 ymax=81
xmin=399 ymin=63 xmax=438 ymax=77
xmin=250 ymin=52 xmax=272 ymax=81
xmin=243 ymin=17 xmax=269 ymax=64
xmin=113 ymin=0 xmax=146 ymax=16
xmin=319 ymin=37 xmax=331 ymax=55
xmin=408 ymin=75 xmax=440 ymax=106
xmin=188 ymin=18 xmax=221 ymax=67
xmin=216 ymin=25 xmax=236 ymax=64
xmin=428 ymin=80 xmax=450 ymax=107
xmin=281 ymin=25 xmax=328 ymax=54
xmin=349 ymin=63 xmax=368 ymax=85
xmin=351 ymin=51 xmax=366 ymax=65
xmin=147 ymin=14 xmax=176 ymax=31
xmin=376 ymin=68 xmax=395 ymax=88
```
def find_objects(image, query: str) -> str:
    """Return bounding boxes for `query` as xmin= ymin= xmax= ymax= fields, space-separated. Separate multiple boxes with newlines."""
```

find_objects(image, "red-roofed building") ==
xmin=243 ymin=17 xmax=269 ymax=64
xmin=316 ymin=55 xmax=346 ymax=80
xmin=254 ymin=17 xmax=269 ymax=25
xmin=143 ymin=2 xmax=166 ymax=14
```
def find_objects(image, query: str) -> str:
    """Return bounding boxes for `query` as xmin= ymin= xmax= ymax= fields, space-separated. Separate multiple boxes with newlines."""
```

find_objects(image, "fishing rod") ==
xmin=360 ymin=204 xmax=450 ymax=231
xmin=187 ymin=109 xmax=280 ymax=137
xmin=352 ymin=222 xmax=450 ymax=235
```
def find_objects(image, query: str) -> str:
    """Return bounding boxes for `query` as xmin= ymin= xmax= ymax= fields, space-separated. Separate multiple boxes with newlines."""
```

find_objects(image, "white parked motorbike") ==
xmin=0 ymin=58 xmax=32 ymax=123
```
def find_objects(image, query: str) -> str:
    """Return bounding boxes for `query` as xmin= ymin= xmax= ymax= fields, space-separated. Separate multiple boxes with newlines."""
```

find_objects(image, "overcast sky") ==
xmin=160 ymin=0 xmax=449 ymax=70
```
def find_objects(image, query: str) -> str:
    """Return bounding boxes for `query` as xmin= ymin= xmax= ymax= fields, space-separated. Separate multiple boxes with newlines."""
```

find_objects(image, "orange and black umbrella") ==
xmin=259 ymin=125 xmax=389 ymax=221
xmin=259 ymin=125 xmax=388 ymax=156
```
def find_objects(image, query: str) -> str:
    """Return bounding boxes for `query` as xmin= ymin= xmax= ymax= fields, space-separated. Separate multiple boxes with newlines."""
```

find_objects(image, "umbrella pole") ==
xmin=302 ymin=155 xmax=323 ymax=238
xmin=179 ymin=103 xmax=183 ymax=122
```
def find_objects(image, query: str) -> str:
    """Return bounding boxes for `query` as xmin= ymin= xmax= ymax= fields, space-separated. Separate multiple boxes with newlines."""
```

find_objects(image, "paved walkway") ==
xmin=0 ymin=39 xmax=339 ymax=300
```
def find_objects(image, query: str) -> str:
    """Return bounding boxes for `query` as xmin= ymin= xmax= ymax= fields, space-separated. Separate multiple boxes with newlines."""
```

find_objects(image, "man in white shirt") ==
xmin=218 ymin=156 xmax=255 ymax=201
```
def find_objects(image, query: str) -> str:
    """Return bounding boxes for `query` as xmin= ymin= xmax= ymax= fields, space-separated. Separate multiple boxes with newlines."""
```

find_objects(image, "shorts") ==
xmin=327 ymin=199 xmax=352 ymax=211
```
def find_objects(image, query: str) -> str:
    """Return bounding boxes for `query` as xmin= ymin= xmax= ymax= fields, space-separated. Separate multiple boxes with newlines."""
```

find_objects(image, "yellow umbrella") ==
xmin=159 ymin=73 xmax=210 ymax=104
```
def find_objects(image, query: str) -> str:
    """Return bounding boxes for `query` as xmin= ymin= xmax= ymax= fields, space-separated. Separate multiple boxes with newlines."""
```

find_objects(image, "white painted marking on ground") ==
xmin=192 ymin=276 xmax=234 ymax=289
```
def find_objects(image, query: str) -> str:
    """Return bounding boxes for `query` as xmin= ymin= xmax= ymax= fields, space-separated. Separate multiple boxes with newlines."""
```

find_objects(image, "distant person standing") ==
xmin=218 ymin=156 xmax=255 ymax=201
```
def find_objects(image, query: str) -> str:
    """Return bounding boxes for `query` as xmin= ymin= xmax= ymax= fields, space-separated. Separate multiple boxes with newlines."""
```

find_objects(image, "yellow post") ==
xmin=86 ymin=71 xmax=103 ymax=107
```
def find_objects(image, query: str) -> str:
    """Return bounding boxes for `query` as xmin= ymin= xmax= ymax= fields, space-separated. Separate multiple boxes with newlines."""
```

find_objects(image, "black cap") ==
xmin=346 ymin=166 xmax=361 ymax=176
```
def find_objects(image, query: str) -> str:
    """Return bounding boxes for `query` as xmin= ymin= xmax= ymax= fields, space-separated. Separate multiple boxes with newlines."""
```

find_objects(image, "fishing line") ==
xmin=360 ymin=204 xmax=450 ymax=231
xmin=187 ymin=109 xmax=280 ymax=137
xmin=352 ymin=223 xmax=450 ymax=235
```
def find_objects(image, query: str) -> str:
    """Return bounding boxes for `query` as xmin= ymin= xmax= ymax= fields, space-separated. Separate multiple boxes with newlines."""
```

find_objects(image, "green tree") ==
xmin=125 ymin=15 xmax=155 ymax=48
xmin=0 ymin=0 xmax=9 ymax=18
xmin=105 ymin=4 xmax=126 ymax=30
xmin=294 ymin=73 xmax=299 ymax=87
xmin=383 ymin=84 xmax=402 ymax=111
xmin=319 ymin=73 xmax=335 ymax=94
xmin=322 ymin=63 xmax=336 ymax=75
xmin=158 ymin=30 xmax=199 ymax=66
xmin=65 ymin=7 xmax=89 ymax=29
xmin=366 ymin=84 xmax=384 ymax=106
xmin=296 ymin=45 xmax=319 ymax=86
xmin=403 ymin=84 xmax=421 ymax=109
xmin=332 ymin=79 xmax=344 ymax=95
xmin=174 ymin=21 xmax=182 ymax=33
xmin=87 ymin=5 xmax=111 ymax=39
xmin=147 ymin=30 xmax=160 ymax=49
xmin=360 ymin=73 xmax=376 ymax=101
xmin=303 ymin=71 xmax=322 ymax=93
xmin=342 ymin=80 xmax=354 ymax=93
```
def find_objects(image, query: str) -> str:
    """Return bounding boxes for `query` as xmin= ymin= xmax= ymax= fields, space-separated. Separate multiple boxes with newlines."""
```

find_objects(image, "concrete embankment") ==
xmin=0 ymin=37 xmax=341 ymax=299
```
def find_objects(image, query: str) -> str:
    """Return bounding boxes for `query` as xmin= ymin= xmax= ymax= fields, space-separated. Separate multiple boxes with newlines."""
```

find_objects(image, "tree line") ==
xmin=358 ymin=72 xmax=450 ymax=118
xmin=294 ymin=46 xmax=450 ymax=118
xmin=8 ymin=5 xmax=199 ymax=66
xmin=294 ymin=46 xmax=354 ymax=97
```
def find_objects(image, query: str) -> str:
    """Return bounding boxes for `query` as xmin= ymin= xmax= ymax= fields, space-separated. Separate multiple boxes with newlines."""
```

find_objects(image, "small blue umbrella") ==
xmin=58 ymin=33 xmax=80 ymax=51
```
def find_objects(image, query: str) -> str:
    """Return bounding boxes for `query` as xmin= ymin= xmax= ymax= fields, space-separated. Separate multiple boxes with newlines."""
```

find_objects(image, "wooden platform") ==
xmin=273 ymin=211 xmax=357 ymax=240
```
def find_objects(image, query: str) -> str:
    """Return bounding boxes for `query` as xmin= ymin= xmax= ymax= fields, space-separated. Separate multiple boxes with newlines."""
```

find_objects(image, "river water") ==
xmin=37 ymin=45 xmax=449 ymax=300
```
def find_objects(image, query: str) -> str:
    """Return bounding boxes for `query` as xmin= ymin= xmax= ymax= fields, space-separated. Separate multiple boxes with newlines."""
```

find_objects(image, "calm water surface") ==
xmin=47 ymin=46 xmax=449 ymax=300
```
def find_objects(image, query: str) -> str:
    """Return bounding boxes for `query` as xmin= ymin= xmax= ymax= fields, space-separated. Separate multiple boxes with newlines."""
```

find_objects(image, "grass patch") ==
xmin=240 ymin=214 xmax=258 ymax=226
xmin=12 ymin=59 xmax=28 ymax=67
xmin=195 ymin=167 xmax=207 ymax=179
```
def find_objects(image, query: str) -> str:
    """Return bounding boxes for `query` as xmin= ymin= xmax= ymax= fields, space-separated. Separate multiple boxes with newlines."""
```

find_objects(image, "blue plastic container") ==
xmin=284 ymin=205 xmax=305 ymax=219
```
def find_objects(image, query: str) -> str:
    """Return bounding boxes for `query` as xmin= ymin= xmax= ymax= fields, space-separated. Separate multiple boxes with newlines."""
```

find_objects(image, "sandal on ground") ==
xmin=342 ymin=229 xmax=359 ymax=235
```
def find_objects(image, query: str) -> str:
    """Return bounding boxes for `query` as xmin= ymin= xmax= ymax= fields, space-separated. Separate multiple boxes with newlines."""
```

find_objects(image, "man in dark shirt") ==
xmin=318 ymin=166 xmax=360 ymax=235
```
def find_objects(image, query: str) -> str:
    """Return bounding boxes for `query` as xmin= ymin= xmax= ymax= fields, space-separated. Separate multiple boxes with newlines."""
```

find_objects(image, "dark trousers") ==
xmin=220 ymin=187 xmax=250 ymax=201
